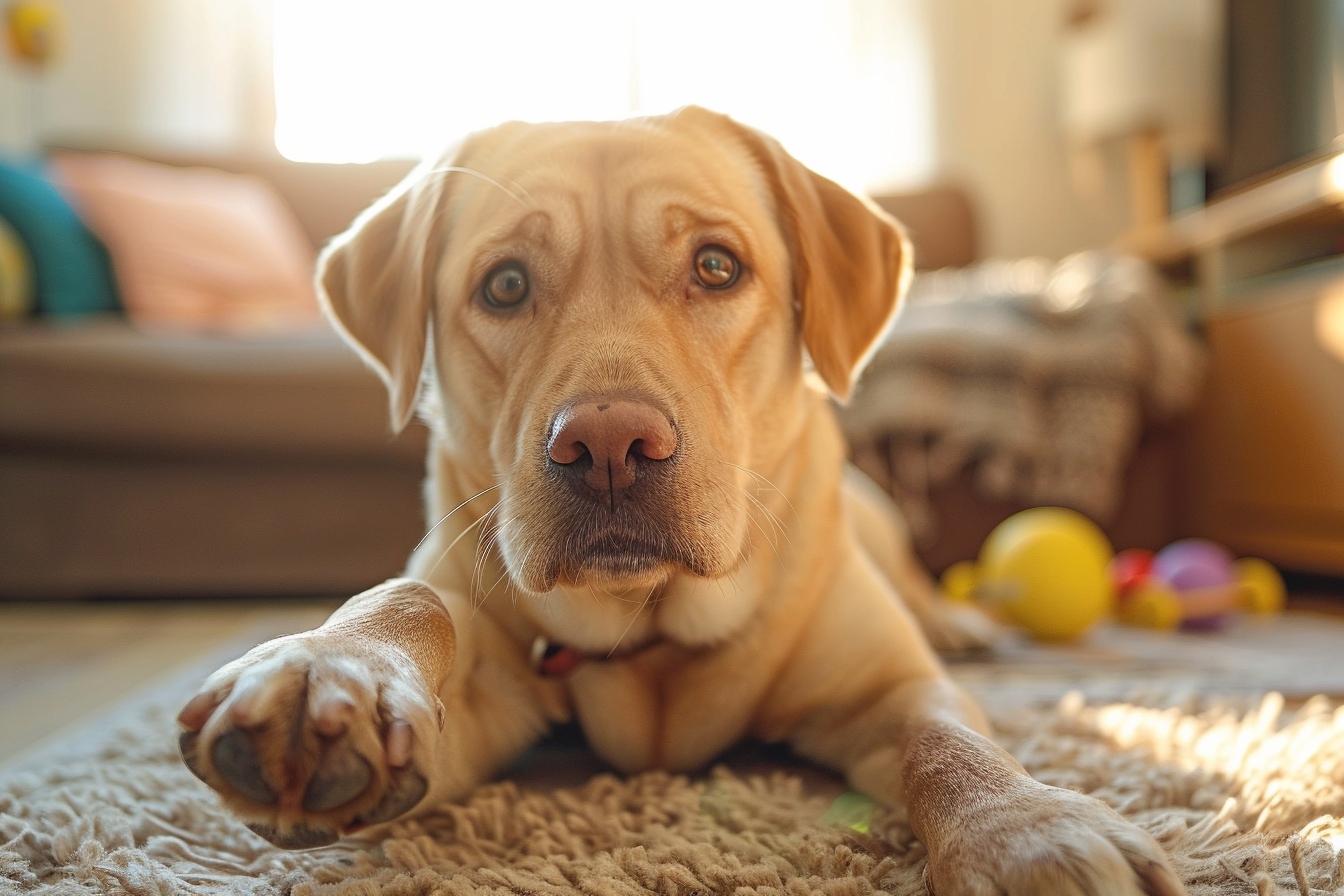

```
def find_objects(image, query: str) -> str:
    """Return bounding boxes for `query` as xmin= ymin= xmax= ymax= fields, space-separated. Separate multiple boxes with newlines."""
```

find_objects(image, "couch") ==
xmin=0 ymin=152 xmax=1176 ymax=599
xmin=0 ymin=155 xmax=427 ymax=598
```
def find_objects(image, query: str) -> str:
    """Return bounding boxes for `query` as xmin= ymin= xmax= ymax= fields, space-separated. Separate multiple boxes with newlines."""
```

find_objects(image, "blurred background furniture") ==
xmin=0 ymin=154 xmax=1188 ymax=597
xmin=0 ymin=154 xmax=426 ymax=599
xmin=1121 ymin=149 xmax=1344 ymax=578
xmin=844 ymin=222 xmax=1195 ymax=574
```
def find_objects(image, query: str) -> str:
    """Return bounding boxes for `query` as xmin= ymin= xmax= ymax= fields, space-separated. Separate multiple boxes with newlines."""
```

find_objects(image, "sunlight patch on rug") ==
xmin=4 ymin=693 xmax=1344 ymax=895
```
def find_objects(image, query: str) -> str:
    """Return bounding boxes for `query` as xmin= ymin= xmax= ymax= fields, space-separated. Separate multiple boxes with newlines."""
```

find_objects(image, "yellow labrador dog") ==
xmin=178 ymin=107 xmax=1184 ymax=895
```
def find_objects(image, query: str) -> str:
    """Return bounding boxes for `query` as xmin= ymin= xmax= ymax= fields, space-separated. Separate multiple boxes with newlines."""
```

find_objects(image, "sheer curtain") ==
xmin=272 ymin=0 xmax=933 ymax=192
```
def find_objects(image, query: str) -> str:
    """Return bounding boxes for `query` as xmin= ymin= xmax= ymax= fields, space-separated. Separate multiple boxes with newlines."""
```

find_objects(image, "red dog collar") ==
xmin=530 ymin=637 xmax=585 ymax=677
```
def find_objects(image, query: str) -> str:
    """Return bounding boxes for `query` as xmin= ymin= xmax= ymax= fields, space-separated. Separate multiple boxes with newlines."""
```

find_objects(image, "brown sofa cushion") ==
xmin=872 ymin=186 xmax=978 ymax=271
xmin=0 ymin=318 xmax=424 ymax=464
xmin=49 ymin=152 xmax=322 ymax=333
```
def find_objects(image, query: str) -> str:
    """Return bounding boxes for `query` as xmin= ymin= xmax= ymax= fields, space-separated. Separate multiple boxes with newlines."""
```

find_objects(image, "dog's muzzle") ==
xmin=540 ymin=394 xmax=691 ymax=581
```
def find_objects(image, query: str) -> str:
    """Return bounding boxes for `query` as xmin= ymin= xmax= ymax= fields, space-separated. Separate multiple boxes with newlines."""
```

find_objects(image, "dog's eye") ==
xmin=481 ymin=262 xmax=530 ymax=309
xmin=693 ymin=245 xmax=740 ymax=290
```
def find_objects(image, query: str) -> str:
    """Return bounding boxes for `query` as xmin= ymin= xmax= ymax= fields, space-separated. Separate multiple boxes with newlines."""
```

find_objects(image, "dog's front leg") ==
xmin=907 ymin=681 xmax=1187 ymax=895
xmin=765 ymin=554 xmax=1187 ymax=896
xmin=790 ymin=674 xmax=1187 ymax=895
xmin=176 ymin=578 xmax=549 ymax=848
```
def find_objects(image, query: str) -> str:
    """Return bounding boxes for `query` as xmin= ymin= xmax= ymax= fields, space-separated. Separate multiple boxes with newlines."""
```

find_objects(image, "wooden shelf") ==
xmin=1136 ymin=154 xmax=1344 ymax=577
xmin=1119 ymin=150 xmax=1344 ymax=267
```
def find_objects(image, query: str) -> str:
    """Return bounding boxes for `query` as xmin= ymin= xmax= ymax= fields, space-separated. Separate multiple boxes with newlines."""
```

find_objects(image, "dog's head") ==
xmin=319 ymin=107 xmax=909 ymax=598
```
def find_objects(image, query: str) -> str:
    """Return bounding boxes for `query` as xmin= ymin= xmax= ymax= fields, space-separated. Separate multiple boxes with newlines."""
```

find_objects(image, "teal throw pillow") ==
xmin=0 ymin=156 xmax=119 ymax=316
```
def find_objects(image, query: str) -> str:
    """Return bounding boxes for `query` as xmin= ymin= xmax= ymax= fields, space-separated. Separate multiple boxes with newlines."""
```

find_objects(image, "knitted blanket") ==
xmin=842 ymin=251 xmax=1205 ymax=538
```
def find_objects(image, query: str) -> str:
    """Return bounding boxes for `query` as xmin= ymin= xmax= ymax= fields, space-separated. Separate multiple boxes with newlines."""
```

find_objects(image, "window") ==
xmin=272 ymin=0 xmax=933 ymax=193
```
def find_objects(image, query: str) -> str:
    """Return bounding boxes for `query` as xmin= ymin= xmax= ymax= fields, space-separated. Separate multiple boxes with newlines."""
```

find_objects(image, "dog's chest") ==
xmin=516 ymin=569 xmax=769 ymax=773
xmin=563 ymin=641 xmax=761 ymax=774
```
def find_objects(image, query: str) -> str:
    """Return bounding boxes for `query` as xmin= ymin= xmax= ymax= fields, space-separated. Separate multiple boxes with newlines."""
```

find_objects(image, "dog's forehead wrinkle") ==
xmin=660 ymin=205 xmax=751 ymax=244
xmin=490 ymin=125 xmax=753 ymax=220
xmin=458 ymin=194 xmax=577 ymax=268
xmin=486 ymin=208 xmax=554 ymax=247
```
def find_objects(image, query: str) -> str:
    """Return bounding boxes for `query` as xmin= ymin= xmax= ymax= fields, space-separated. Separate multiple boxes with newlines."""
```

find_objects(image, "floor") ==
xmin=2 ymin=593 xmax=1342 ymax=768
xmin=0 ymin=598 xmax=337 ymax=765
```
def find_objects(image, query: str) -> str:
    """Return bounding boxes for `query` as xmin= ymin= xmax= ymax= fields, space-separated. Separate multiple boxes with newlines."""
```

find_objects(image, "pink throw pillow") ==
xmin=50 ymin=152 xmax=321 ymax=333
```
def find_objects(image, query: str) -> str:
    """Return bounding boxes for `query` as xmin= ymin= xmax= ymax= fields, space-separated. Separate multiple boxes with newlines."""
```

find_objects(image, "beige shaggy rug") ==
xmin=4 ymin=683 xmax=1344 ymax=895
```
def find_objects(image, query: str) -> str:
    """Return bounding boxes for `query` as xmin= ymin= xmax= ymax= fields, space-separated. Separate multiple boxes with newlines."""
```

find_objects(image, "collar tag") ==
xmin=530 ymin=636 xmax=584 ymax=677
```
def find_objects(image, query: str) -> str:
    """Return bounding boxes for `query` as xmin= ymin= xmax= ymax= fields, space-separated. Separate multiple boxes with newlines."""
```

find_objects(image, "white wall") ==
xmin=928 ymin=0 xmax=1135 ymax=260
xmin=0 ymin=0 xmax=1132 ymax=262
xmin=0 ymin=0 xmax=271 ymax=156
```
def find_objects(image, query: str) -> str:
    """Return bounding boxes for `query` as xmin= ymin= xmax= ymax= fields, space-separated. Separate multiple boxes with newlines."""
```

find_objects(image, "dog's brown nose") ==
xmin=547 ymin=398 xmax=677 ymax=493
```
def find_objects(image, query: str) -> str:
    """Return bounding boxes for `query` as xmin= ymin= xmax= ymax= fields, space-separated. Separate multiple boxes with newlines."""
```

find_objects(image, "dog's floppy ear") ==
xmin=317 ymin=156 xmax=452 ymax=432
xmin=677 ymin=107 xmax=912 ymax=401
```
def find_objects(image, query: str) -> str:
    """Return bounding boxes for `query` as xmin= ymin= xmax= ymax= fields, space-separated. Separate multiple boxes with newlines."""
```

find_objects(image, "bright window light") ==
xmin=273 ymin=0 xmax=934 ymax=193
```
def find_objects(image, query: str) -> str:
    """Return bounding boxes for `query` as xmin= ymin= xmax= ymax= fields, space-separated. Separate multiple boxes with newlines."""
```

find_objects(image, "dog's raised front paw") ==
xmin=922 ymin=781 xmax=1186 ymax=896
xmin=177 ymin=631 xmax=443 ymax=848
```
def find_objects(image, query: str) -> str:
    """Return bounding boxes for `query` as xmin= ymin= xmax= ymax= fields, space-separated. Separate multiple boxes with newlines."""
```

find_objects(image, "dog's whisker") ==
xmin=474 ymin=565 xmax=512 ymax=619
xmin=741 ymin=489 xmax=792 ymax=550
xmin=509 ymin=541 xmax=542 ymax=604
xmin=739 ymin=500 xmax=782 ymax=560
xmin=469 ymin=554 xmax=492 ymax=615
xmin=425 ymin=165 xmax=529 ymax=207
xmin=412 ymin=484 xmax=502 ymax=556
xmin=424 ymin=504 xmax=497 ymax=582
xmin=468 ymin=559 xmax=504 ymax=620
xmin=671 ymin=381 xmax=714 ymax=405
xmin=720 ymin=461 xmax=799 ymax=521
xmin=606 ymin=582 xmax=659 ymax=658
xmin=469 ymin=511 xmax=504 ymax=611
xmin=594 ymin=583 xmax=659 ymax=606
xmin=616 ymin=580 xmax=670 ymax=616
xmin=467 ymin=542 xmax=499 ymax=612
xmin=722 ymin=469 xmax=795 ymax=551
xmin=725 ymin=480 xmax=784 ymax=556
xmin=704 ymin=477 xmax=787 ymax=562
